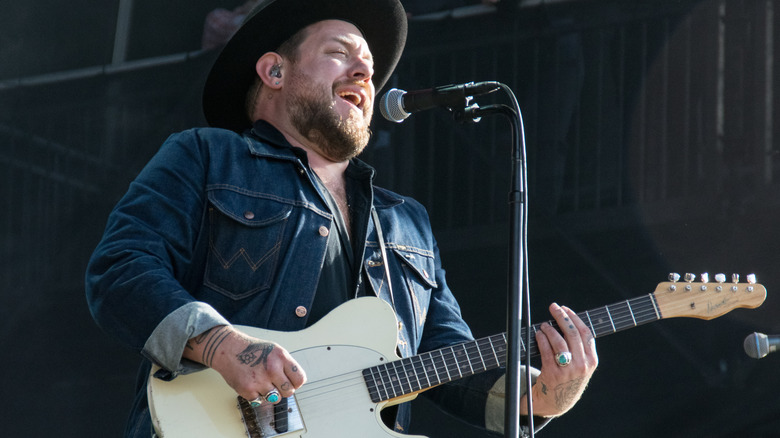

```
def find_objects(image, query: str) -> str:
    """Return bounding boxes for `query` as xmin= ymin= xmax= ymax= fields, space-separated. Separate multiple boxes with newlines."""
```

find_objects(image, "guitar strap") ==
xmin=370 ymin=206 xmax=395 ymax=311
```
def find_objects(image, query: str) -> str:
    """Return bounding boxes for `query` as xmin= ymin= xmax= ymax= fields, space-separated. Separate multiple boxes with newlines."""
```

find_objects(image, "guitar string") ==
xmin=239 ymin=286 xmax=759 ymax=426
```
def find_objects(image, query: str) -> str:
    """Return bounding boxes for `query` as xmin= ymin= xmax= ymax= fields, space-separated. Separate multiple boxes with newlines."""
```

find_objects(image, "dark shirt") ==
xmin=307 ymin=158 xmax=372 ymax=325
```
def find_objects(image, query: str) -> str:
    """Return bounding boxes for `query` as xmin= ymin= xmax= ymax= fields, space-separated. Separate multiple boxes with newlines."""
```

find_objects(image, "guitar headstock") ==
xmin=653 ymin=273 xmax=766 ymax=320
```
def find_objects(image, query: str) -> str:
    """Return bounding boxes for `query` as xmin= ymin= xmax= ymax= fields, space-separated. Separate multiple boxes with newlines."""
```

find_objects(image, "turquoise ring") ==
xmin=555 ymin=352 xmax=572 ymax=367
xmin=264 ymin=389 xmax=281 ymax=404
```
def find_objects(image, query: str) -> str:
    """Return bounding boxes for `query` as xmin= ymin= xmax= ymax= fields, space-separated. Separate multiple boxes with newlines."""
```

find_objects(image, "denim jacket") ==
xmin=86 ymin=122 xmax=525 ymax=436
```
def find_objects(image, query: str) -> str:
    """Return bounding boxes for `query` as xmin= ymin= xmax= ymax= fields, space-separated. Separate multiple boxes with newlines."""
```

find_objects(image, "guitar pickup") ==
xmin=237 ymin=396 xmax=305 ymax=438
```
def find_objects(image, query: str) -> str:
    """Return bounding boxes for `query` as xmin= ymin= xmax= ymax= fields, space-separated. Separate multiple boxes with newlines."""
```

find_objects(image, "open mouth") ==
xmin=337 ymin=89 xmax=365 ymax=109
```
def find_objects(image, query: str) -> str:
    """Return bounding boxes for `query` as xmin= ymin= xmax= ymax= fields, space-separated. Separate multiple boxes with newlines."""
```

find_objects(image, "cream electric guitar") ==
xmin=148 ymin=274 xmax=766 ymax=438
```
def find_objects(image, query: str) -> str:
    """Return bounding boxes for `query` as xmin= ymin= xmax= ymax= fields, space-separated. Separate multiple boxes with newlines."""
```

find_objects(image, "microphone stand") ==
xmin=454 ymin=88 xmax=533 ymax=438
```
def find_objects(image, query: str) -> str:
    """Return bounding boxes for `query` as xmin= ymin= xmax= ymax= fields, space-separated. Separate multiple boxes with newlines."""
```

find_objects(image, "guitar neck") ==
xmin=363 ymin=276 xmax=767 ymax=403
xmin=362 ymin=293 xmax=661 ymax=403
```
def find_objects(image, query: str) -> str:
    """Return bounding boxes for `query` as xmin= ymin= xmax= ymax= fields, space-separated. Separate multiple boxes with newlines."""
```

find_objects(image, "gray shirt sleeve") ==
xmin=142 ymin=301 xmax=231 ymax=377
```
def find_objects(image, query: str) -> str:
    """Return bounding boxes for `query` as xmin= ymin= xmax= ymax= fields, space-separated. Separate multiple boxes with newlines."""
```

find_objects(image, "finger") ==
xmin=286 ymin=360 xmax=307 ymax=388
xmin=539 ymin=321 xmax=571 ymax=364
xmin=550 ymin=303 xmax=582 ymax=344
xmin=561 ymin=306 xmax=596 ymax=351
xmin=534 ymin=324 xmax=556 ymax=368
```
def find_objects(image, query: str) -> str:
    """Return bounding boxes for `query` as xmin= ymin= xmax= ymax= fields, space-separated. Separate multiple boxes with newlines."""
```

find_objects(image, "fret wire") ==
xmin=439 ymin=349 xmax=452 ymax=382
xmin=474 ymin=339 xmax=490 ymax=371
xmin=448 ymin=346 xmax=463 ymax=378
xmin=370 ymin=368 xmax=381 ymax=400
xmin=487 ymin=337 xmax=501 ymax=366
xmin=364 ymin=368 xmax=381 ymax=402
xmin=379 ymin=363 xmax=396 ymax=399
xmin=605 ymin=305 xmax=616 ymax=332
xmin=460 ymin=344 xmax=474 ymax=375
xmin=584 ymin=310 xmax=595 ymax=337
xmin=404 ymin=356 xmax=422 ymax=392
xmin=385 ymin=362 xmax=400 ymax=398
xmin=648 ymin=293 xmax=662 ymax=320
xmin=370 ymin=366 xmax=385 ymax=401
xmin=392 ymin=360 xmax=414 ymax=395
xmin=426 ymin=351 xmax=442 ymax=385
xmin=625 ymin=300 xmax=636 ymax=326
xmin=414 ymin=355 xmax=432 ymax=389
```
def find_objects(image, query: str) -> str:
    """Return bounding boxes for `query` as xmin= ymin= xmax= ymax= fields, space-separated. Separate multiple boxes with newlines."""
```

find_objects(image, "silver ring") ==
xmin=555 ymin=351 xmax=572 ymax=367
xmin=264 ymin=388 xmax=281 ymax=403
xmin=249 ymin=396 xmax=263 ymax=407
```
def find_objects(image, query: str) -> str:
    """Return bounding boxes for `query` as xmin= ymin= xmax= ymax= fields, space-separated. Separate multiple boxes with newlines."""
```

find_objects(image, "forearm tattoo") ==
xmin=237 ymin=342 xmax=275 ymax=369
xmin=187 ymin=326 xmax=232 ymax=368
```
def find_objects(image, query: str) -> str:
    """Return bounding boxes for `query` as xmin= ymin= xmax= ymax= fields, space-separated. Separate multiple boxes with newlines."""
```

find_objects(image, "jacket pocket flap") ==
xmin=208 ymin=188 xmax=292 ymax=226
xmin=393 ymin=247 xmax=437 ymax=289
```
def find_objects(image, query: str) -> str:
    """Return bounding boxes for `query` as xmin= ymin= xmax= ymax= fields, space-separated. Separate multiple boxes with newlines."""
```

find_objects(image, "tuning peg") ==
xmin=699 ymin=273 xmax=709 ymax=291
xmin=731 ymin=274 xmax=739 ymax=292
xmin=746 ymin=273 xmax=756 ymax=292
xmin=684 ymin=273 xmax=695 ymax=291
xmin=668 ymin=273 xmax=680 ymax=291
xmin=715 ymin=273 xmax=726 ymax=283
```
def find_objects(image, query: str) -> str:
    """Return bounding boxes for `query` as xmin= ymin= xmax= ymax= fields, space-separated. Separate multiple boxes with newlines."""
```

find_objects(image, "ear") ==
xmin=255 ymin=52 xmax=284 ymax=89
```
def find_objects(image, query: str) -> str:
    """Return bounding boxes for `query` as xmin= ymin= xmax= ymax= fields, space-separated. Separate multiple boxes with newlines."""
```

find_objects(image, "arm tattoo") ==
xmin=192 ymin=326 xmax=232 ymax=368
xmin=237 ymin=342 xmax=275 ymax=369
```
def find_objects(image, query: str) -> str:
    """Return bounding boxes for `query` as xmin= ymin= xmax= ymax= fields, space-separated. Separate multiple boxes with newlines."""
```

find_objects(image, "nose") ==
xmin=350 ymin=56 xmax=374 ymax=84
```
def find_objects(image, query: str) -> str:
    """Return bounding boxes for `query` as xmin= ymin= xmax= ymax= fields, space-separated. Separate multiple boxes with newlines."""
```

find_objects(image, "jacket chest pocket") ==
xmin=204 ymin=189 xmax=292 ymax=300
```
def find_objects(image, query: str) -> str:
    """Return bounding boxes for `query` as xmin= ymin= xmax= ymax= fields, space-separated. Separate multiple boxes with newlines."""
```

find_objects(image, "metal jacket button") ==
xmin=244 ymin=211 xmax=255 ymax=220
xmin=318 ymin=226 xmax=329 ymax=237
xmin=295 ymin=306 xmax=308 ymax=318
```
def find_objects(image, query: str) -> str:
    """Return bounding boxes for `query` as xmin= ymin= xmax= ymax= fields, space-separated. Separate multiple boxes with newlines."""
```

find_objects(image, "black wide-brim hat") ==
xmin=203 ymin=0 xmax=408 ymax=132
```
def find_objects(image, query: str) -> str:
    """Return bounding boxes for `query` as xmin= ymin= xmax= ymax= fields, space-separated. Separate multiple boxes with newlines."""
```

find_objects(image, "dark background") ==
xmin=2 ymin=0 xmax=779 ymax=437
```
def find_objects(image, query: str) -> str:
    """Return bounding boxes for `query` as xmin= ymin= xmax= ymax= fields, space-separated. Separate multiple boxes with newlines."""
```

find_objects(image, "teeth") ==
xmin=338 ymin=91 xmax=362 ymax=107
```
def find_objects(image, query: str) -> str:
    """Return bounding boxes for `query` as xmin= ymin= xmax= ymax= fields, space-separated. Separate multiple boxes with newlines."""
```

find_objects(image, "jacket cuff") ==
xmin=485 ymin=370 xmax=553 ymax=435
xmin=143 ymin=301 xmax=230 ymax=379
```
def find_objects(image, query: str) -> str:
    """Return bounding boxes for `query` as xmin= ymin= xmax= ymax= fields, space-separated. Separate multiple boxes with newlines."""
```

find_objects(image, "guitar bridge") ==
xmin=237 ymin=396 xmax=305 ymax=437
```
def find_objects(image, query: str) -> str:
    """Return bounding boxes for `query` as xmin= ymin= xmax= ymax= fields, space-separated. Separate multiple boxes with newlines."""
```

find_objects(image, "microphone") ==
xmin=743 ymin=332 xmax=780 ymax=358
xmin=379 ymin=81 xmax=501 ymax=123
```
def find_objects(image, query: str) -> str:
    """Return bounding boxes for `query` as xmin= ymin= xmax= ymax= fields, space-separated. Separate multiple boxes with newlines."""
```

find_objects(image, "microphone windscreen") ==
xmin=379 ymin=88 xmax=409 ymax=123
xmin=743 ymin=332 xmax=768 ymax=359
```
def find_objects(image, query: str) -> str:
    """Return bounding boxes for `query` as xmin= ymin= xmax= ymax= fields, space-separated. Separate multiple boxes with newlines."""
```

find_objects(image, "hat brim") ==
xmin=202 ymin=0 xmax=407 ymax=132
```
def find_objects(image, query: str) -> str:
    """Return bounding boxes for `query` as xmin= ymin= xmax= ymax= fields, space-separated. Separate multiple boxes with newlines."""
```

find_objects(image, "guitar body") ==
xmin=148 ymin=297 xmax=423 ymax=438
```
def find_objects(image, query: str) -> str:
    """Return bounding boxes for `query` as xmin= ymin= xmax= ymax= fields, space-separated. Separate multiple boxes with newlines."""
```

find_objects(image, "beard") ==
xmin=287 ymin=70 xmax=373 ymax=162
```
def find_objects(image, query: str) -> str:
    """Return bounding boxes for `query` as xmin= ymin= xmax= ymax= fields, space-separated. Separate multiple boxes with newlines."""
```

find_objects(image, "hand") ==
xmin=525 ymin=303 xmax=598 ymax=417
xmin=184 ymin=326 xmax=307 ymax=403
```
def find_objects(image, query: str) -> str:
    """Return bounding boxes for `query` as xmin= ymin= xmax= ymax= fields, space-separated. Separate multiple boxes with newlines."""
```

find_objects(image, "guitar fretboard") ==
xmin=362 ymin=293 xmax=661 ymax=402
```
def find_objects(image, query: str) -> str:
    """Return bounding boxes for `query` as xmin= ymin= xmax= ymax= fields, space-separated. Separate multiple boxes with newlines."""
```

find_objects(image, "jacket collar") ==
xmin=245 ymin=119 xmax=404 ymax=209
